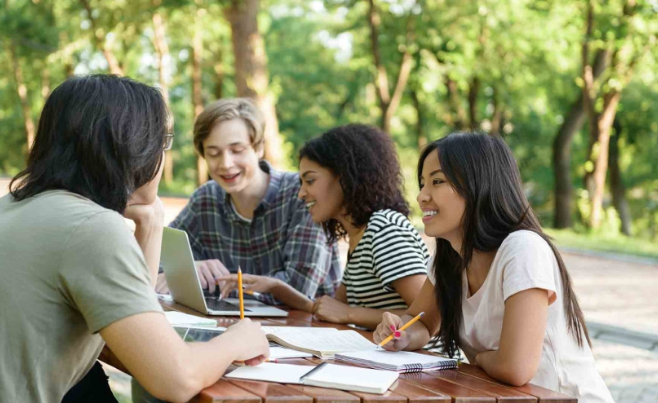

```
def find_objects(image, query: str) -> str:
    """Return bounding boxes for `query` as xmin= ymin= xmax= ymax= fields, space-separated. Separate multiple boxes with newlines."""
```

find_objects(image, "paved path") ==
xmin=564 ymin=251 xmax=658 ymax=402
xmin=566 ymin=252 xmax=658 ymax=336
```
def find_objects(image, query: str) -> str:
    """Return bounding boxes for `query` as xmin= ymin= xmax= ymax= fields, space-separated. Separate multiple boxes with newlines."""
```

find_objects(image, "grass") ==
xmin=544 ymin=228 xmax=658 ymax=261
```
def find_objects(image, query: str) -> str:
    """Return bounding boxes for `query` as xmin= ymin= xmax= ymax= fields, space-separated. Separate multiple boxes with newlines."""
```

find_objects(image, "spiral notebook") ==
xmin=335 ymin=350 xmax=457 ymax=373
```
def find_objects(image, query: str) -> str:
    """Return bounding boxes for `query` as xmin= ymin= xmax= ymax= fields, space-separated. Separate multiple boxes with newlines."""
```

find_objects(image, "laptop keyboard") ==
xmin=205 ymin=298 xmax=251 ymax=312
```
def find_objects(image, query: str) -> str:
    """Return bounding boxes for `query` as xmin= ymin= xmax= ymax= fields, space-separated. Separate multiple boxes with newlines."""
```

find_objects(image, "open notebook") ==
xmin=261 ymin=326 xmax=376 ymax=359
xmin=225 ymin=362 xmax=398 ymax=394
xmin=335 ymin=350 xmax=457 ymax=373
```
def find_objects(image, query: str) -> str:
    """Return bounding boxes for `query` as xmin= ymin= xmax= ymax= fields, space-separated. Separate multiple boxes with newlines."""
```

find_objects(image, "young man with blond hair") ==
xmin=156 ymin=98 xmax=341 ymax=304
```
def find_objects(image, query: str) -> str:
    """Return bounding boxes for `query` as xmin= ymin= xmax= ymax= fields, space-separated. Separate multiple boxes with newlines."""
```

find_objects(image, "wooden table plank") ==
xmin=399 ymin=371 xmax=496 ymax=403
xmin=427 ymin=368 xmax=536 ymax=403
xmin=457 ymin=365 xmax=576 ymax=403
xmin=194 ymin=379 xmax=262 ymax=403
xmin=286 ymin=384 xmax=362 ymax=402
xmin=348 ymin=388 xmax=408 ymax=403
xmin=285 ymin=310 xmax=315 ymax=323
xmin=388 ymin=378 xmax=452 ymax=403
xmin=225 ymin=379 xmax=313 ymax=402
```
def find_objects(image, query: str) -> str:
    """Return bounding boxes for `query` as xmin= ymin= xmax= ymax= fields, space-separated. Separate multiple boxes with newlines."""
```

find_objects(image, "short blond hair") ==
xmin=193 ymin=98 xmax=265 ymax=156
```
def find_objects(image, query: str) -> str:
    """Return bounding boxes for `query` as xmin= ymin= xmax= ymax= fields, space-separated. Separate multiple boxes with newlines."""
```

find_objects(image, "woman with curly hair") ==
xmin=218 ymin=124 xmax=429 ymax=329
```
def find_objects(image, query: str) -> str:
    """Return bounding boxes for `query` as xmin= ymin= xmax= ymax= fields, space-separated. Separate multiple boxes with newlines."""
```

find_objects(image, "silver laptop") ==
xmin=160 ymin=227 xmax=289 ymax=317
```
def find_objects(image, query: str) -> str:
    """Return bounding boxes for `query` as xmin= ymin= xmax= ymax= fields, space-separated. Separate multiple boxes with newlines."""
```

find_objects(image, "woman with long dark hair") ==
xmin=0 ymin=75 xmax=269 ymax=403
xmin=217 ymin=124 xmax=429 ymax=329
xmin=373 ymin=133 xmax=613 ymax=401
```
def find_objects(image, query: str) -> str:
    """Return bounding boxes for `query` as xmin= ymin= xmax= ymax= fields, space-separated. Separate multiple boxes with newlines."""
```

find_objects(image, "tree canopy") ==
xmin=1 ymin=0 xmax=657 ymax=240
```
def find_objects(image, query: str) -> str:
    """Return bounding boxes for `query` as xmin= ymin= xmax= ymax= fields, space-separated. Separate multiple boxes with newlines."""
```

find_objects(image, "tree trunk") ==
xmin=213 ymin=56 xmax=224 ymax=101
xmin=9 ymin=43 xmax=36 ymax=152
xmin=552 ymin=98 xmax=586 ymax=228
xmin=383 ymin=51 xmax=413 ymax=134
xmin=79 ymin=0 xmax=123 ymax=76
xmin=151 ymin=4 xmax=173 ymax=185
xmin=224 ymin=0 xmax=286 ymax=168
xmin=467 ymin=76 xmax=480 ymax=131
xmin=588 ymin=91 xmax=621 ymax=229
xmin=41 ymin=67 xmax=50 ymax=99
xmin=65 ymin=63 xmax=74 ymax=77
xmin=410 ymin=88 xmax=426 ymax=150
xmin=366 ymin=0 xmax=412 ymax=134
xmin=192 ymin=9 xmax=208 ymax=186
xmin=445 ymin=77 xmax=467 ymax=130
xmin=552 ymin=49 xmax=608 ymax=229
xmin=608 ymin=118 xmax=631 ymax=235
xmin=490 ymin=86 xmax=503 ymax=136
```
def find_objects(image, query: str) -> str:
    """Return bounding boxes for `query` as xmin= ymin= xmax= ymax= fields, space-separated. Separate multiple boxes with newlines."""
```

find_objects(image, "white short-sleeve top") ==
xmin=427 ymin=230 xmax=613 ymax=403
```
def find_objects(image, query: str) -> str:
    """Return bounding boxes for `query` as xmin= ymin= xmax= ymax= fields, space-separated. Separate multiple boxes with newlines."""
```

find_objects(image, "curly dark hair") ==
xmin=299 ymin=124 xmax=409 ymax=243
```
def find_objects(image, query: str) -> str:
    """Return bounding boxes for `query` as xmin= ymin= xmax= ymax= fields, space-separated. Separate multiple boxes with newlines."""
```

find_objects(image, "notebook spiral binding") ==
xmin=401 ymin=363 xmax=423 ymax=373
xmin=401 ymin=359 xmax=456 ymax=373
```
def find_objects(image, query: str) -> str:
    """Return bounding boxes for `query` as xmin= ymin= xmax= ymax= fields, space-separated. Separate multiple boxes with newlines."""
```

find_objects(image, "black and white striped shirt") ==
xmin=342 ymin=210 xmax=429 ymax=310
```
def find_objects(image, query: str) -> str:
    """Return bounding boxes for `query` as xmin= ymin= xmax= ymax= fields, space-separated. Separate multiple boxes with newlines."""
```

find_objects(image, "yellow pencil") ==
xmin=378 ymin=312 xmax=425 ymax=347
xmin=238 ymin=267 xmax=245 ymax=319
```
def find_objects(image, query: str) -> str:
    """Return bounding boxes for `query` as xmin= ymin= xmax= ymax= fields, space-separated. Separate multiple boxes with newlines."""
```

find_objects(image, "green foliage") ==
xmin=0 ymin=0 xmax=657 ymax=247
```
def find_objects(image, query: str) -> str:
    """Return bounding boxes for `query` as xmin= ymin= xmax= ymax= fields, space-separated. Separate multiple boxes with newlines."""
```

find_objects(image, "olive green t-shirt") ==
xmin=0 ymin=190 xmax=163 ymax=403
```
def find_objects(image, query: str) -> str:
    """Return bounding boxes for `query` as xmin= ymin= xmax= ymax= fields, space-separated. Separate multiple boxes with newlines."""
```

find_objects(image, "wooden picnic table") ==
xmin=150 ymin=300 xmax=576 ymax=403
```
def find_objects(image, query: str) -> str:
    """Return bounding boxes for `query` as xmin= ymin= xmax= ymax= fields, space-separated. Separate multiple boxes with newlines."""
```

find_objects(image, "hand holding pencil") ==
xmin=373 ymin=312 xmax=425 ymax=351
xmin=215 ymin=272 xmax=276 ymax=300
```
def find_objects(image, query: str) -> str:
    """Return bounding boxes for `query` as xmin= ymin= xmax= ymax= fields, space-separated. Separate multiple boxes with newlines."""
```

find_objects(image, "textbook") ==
xmin=335 ymin=350 xmax=458 ymax=373
xmin=261 ymin=326 xmax=377 ymax=359
xmin=225 ymin=362 xmax=399 ymax=394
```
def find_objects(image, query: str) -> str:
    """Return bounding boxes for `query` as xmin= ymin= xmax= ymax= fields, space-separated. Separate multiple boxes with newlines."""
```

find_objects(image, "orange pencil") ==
xmin=237 ymin=267 xmax=245 ymax=319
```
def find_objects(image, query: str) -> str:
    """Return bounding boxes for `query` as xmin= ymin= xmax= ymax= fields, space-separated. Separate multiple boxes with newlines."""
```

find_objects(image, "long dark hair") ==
xmin=299 ymin=124 xmax=409 ymax=243
xmin=417 ymin=132 xmax=590 ymax=358
xmin=10 ymin=75 xmax=168 ymax=213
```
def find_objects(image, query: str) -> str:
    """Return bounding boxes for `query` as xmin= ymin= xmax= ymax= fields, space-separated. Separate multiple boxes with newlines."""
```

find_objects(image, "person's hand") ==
xmin=373 ymin=312 xmax=411 ymax=351
xmin=123 ymin=195 xmax=165 ymax=227
xmin=215 ymin=273 xmax=279 ymax=300
xmin=312 ymin=296 xmax=351 ymax=324
xmin=155 ymin=273 xmax=169 ymax=294
xmin=223 ymin=318 xmax=270 ymax=365
xmin=195 ymin=260 xmax=230 ymax=294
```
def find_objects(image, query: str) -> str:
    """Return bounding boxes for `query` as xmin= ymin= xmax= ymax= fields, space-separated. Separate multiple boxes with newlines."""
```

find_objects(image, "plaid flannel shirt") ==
xmin=169 ymin=161 xmax=341 ymax=305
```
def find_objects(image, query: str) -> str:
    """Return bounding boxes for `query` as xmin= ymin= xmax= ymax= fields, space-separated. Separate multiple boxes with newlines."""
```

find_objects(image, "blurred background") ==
xmin=2 ymin=0 xmax=658 ymax=250
xmin=1 ymin=0 xmax=657 ymax=401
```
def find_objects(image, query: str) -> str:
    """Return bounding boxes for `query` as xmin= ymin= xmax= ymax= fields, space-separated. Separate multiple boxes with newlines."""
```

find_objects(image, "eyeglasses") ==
xmin=164 ymin=133 xmax=174 ymax=151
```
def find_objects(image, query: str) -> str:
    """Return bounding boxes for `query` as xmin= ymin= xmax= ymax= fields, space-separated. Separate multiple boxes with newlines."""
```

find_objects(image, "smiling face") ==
xmin=203 ymin=118 xmax=263 ymax=195
xmin=417 ymin=150 xmax=467 ymax=246
xmin=297 ymin=157 xmax=344 ymax=223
